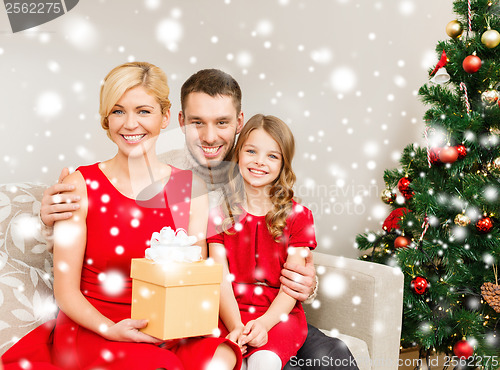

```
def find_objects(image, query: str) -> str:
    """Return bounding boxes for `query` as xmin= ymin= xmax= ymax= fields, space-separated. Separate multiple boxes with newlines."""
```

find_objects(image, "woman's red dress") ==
xmin=2 ymin=163 xmax=241 ymax=370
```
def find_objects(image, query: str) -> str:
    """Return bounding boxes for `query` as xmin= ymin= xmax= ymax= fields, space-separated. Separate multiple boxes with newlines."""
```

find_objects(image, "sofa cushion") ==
xmin=0 ymin=183 xmax=57 ymax=356
xmin=319 ymin=329 xmax=371 ymax=370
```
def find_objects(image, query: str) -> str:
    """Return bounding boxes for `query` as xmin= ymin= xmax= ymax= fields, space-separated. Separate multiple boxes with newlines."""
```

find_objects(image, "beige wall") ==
xmin=0 ymin=0 xmax=454 ymax=258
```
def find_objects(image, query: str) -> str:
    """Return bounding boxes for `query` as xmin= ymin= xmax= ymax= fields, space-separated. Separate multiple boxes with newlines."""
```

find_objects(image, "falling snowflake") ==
xmin=35 ymin=92 xmax=62 ymax=118
xmin=236 ymin=51 xmax=253 ymax=68
xmin=144 ymin=0 xmax=161 ymax=10
xmin=330 ymin=67 xmax=357 ymax=93
xmin=99 ymin=271 xmax=125 ymax=296
xmin=310 ymin=48 xmax=333 ymax=64
xmin=62 ymin=15 xmax=98 ymax=51
xmin=321 ymin=272 xmax=346 ymax=298
xmin=255 ymin=19 xmax=273 ymax=37
xmin=54 ymin=223 xmax=83 ymax=248
xmin=156 ymin=18 xmax=183 ymax=51
xmin=399 ymin=0 xmax=415 ymax=16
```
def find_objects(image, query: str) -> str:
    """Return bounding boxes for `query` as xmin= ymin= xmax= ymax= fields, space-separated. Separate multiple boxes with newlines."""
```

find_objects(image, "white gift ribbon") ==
xmin=145 ymin=227 xmax=201 ymax=263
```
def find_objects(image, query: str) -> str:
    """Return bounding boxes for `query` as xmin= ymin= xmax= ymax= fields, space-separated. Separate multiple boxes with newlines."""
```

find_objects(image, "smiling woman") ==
xmin=1 ymin=61 xmax=242 ymax=370
xmin=106 ymin=86 xmax=169 ymax=160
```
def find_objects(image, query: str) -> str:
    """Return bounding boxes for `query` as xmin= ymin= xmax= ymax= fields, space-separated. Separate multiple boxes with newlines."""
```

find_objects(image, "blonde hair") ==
xmin=222 ymin=114 xmax=296 ymax=240
xmin=99 ymin=62 xmax=171 ymax=137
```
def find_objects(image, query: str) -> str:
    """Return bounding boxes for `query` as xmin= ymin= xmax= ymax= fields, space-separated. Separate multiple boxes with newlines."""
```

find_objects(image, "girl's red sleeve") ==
xmin=287 ymin=203 xmax=317 ymax=250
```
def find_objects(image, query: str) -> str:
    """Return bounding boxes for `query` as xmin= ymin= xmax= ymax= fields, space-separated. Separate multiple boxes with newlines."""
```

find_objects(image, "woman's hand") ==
xmin=238 ymin=319 xmax=268 ymax=348
xmin=103 ymin=319 xmax=162 ymax=344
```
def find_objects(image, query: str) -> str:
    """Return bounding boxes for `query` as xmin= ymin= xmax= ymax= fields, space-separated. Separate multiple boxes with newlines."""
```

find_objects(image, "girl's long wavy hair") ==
xmin=222 ymin=114 xmax=296 ymax=240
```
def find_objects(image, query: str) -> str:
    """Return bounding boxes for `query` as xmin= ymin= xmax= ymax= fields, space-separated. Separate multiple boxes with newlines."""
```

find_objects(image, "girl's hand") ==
xmin=103 ymin=319 xmax=162 ymax=343
xmin=226 ymin=324 xmax=247 ymax=354
xmin=226 ymin=324 xmax=244 ymax=343
xmin=238 ymin=319 xmax=268 ymax=348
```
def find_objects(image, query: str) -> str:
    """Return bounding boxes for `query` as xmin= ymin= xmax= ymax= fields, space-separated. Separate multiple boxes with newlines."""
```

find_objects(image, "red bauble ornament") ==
xmin=439 ymin=146 xmax=459 ymax=163
xmin=398 ymin=177 xmax=413 ymax=199
xmin=463 ymin=55 xmax=482 ymax=73
xmin=429 ymin=147 xmax=441 ymax=164
xmin=382 ymin=208 xmax=411 ymax=232
xmin=411 ymin=276 xmax=429 ymax=295
xmin=455 ymin=144 xmax=467 ymax=159
xmin=394 ymin=236 xmax=411 ymax=248
xmin=476 ymin=217 xmax=494 ymax=233
xmin=398 ymin=177 xmax=411 ymax=192
xmin=453 ymin=339 xmax=474 ymax=359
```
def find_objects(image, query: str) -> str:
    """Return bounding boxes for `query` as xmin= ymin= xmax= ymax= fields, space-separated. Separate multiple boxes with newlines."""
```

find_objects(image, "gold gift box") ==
xmin=130 ymin=258 xmax=222 ymax=340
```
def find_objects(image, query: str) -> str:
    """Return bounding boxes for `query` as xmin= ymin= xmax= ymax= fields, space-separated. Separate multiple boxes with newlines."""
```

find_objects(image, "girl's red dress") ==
xmin=207 ymin=201 xmax=317 ymax=368
xmin=2 ymin=163 xmax=241 ymax=370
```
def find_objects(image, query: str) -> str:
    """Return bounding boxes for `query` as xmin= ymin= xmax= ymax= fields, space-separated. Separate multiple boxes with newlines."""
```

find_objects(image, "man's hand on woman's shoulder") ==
xmin=41 ymin=168 xmax=81 ymax=227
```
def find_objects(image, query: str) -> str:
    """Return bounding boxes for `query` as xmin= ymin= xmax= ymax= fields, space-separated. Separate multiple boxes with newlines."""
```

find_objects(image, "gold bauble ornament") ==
xmin=454 ymin=214 xmax=471 ymax=227
xmin=481 ymin=28 xmax=500 ymax=48
xmin=493 ymin=157 xmax=500 ymax=170
xmin=446 ymin=20 xmax=463 ymax=39
xmin=381 ymin=189 xmax=396 ymax=204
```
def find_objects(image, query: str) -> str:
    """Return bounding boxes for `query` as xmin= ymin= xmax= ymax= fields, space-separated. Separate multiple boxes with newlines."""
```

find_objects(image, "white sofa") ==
xmin=0 ymin=182 xmax=404 ymax=369
xmin=305 ymin=252 xmax=404 ymax=370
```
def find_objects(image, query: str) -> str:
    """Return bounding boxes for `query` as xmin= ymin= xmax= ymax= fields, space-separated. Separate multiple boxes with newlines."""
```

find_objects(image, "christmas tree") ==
xmin=356 ymin=0 xmax=500 ymax=368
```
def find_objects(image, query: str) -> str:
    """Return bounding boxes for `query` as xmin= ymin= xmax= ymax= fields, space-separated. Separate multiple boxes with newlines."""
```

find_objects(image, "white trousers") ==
xmin=241 ymin=350 xmax=282 ymax=370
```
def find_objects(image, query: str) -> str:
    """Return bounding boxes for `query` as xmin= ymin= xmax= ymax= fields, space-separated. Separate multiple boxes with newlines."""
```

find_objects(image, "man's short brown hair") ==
xmin=180 ymin=69 xmax=242 ymax=114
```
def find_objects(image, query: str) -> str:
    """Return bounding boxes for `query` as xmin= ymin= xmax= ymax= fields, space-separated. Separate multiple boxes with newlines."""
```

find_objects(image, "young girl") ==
xmin=208 ymin=114 xmax=317 ymax=370
xmin=2 ymin=62 xmax=241 ymax=370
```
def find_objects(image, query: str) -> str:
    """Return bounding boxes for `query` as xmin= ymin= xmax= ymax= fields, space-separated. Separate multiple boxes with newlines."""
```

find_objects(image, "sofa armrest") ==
xmin=303 ymin=252 xmax=404 ymax=370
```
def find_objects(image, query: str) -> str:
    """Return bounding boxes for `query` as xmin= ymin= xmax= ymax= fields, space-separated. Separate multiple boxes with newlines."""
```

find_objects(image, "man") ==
xmin=40 ymin=69 xmax=358 ymax=370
